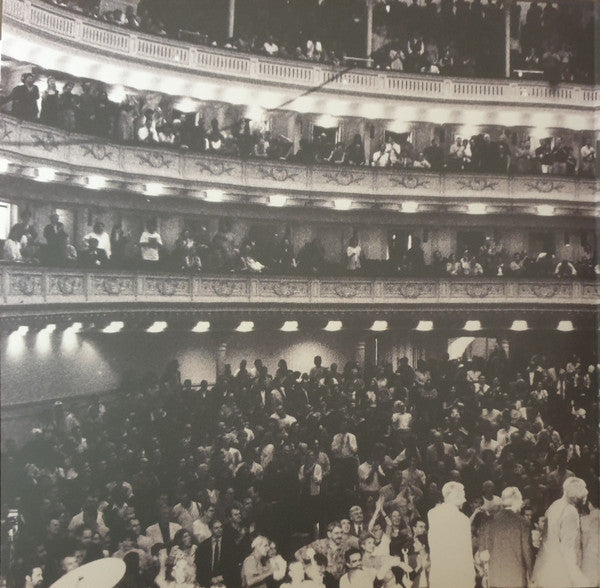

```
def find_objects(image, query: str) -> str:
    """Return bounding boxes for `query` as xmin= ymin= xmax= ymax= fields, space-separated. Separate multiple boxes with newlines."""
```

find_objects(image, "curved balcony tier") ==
xmin=3 ymin=0 xmax=598 ymax=120
xmin=1 ymin=265 xmax=597 ymax=313
xmin=0 ymin=116 xmax=596 ymax=217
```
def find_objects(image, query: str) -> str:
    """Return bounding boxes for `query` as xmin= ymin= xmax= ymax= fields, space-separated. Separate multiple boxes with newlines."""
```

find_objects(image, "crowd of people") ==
xmin=40 ymin=0 xmax=595 ymax=84
xmin=1 ymin=344 xmax=598 ymax=587
xmin=2 ymin=73 xmax=596 ymax=177
xmin=3 ymin=213 xmax=598 ymax=280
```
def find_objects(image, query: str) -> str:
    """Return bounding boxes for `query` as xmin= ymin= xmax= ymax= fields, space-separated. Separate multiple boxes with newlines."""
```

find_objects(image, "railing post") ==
xmin=130 ymin=33 xmax=138 ymax=56
xmin=504 ymin=0 xmax=511 ymax=79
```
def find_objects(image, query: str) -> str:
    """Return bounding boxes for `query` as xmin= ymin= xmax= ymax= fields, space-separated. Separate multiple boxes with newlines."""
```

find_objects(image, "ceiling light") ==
xmin=36 ymin=167 xmax=56 ymax=182
xmin=236 ymin=321 xmax=254 ymax=332
xmin=146 ymin=321 xmax=167 ymax=333
xmin=280 ymin=320 xmax=298 ymax=332
xmin=557 ymin=320 xmax=574 ymax=332
xmin=0 ymin=158 xmax=10 ymax=173
xmin=269 ymin=195 xmax=287 ymax=207
xmin=102 ymin=321 xmax=124 ymax=333
xmin=324 ymin=320 xmax=343 ymax=331
xmin=402 ymin=201 xmax=418 ymax=213
xmin=510 ymin=320 xmax=528 ymax=331
xmin=107 ymin=85 xmax=127 ymax=103
xmin=415 ymin=320 xmax=433 ymax=331
xmin=463 ymin=320 xmax=482 ymax=331
xmin=145 ymin=182 xmax=163 ymax=196
xmin=334 ymin=198 xmax=351 ymax=210
xmin=87 ymin=175 xmax=106 ymax=190
xmin=537 ymin=204 xmax=554 ymax=216
xmin=192 ymin=321 xmax=210 ymax=333
xmin=468 ymin=203 xmax=487 ymax=215
xmin=14 ymin=325 xmax=29 ymax=336
xmin=370 ymin=320 xmax=388 ymax=331
xmin=205 ymin=189 xmax=224 ymax=202
xmin=40 ymin=324 xmax=57 ymax=333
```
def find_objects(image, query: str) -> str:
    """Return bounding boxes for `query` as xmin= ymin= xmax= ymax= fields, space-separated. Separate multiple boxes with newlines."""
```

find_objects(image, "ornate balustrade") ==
xmin=3 ymin=0 xmax=598 ymax=109
xmin=1 ymin=265 xmax=597 ymax=308
xmin=1 ymin=116 xmax=596 ymax=213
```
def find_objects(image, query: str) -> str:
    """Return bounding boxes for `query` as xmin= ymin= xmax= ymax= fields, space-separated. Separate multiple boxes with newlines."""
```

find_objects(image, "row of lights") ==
xmin=0 ymin=159 xmax=562 ymax=216
xmin=8 ymin=319 xmax=577 ymax=335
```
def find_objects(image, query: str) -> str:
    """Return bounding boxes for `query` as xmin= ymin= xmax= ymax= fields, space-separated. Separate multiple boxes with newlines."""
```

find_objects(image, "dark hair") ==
xmin=150 ymin=542 xmax=165 ymax=556
xmin=344 ymin=547 xmax=361 ymax=563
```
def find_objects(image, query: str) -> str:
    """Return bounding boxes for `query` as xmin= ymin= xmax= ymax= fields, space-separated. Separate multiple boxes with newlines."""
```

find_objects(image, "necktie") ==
xmin=212 ymin=539 xmax=220 ymax=570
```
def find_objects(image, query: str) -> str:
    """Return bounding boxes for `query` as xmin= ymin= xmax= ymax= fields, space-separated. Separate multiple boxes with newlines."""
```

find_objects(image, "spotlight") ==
xmin=236 ymin=321 xmax=254 ymax=332
xmin=402 ymin=201 xmax=418 ymax=213
xmin=269 ymin=195 xmax=287 ymax=207
xmin=463 ymin=320 xmax=482 ymax=331
xmin=280 ymin=320 xmax=298 ymax=332
xmin=66 ymin=322 xmax=83 ymax=333
xmin=146 ymin=321 xmax=167 ymax=333
xmin=13 ymin=325 xmax=29 ymax=336
xmin=370 ymin=320 xmax=388 ymax=331
xmin=467 ymin=203 xmax=487 ymax=215
xmin=556 ymin=320 xmax=574 ymax=332
xmin=324 ymin=320 xmax=342 ymax=331
xmin=537 ymin=205 xmax=554 ymax=216
xmin=205 ymin=189 xmax=224 ymax=202
xmin=192 ymin=321 xmax=210 ymax=333
xmin=36 ymin=167 xmax=56 ymax=182
xmin=0 ymin=158 xmax=10 ymax=173
xmin=102 ymin=321 xmax=124 ymax=333
xmin=87 ymin=175 xmax=106 ymax=190
xmin=510 ymin=320 xmax=528 ymax=331
xmin=39 ymin=324 xmax=57 ymax=333
xmin=333 ymin=199 xmax=351 ymax=210
xmin=145 ymin=182 xmax=163 ymax=196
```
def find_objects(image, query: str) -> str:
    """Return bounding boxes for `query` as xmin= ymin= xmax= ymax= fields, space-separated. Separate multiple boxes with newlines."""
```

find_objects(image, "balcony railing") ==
xmin=1 ymin=115 xmax=596 ymax=213
xmin=1 ymin=265 xmax=597 ymax=308
xmin=4 ymin=0 xmax=598 ymax=109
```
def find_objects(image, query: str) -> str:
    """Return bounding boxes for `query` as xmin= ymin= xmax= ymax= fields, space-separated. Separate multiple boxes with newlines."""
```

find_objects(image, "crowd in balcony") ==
xmin=38 ymin=0 xmax=595 ymax=84
xmin=2 ymin=342 xmax=598 ymax=586
xmin=3 ymin=212 xmax=598 ymax=280
xmin=2 ymin=73 xmax=596 ymax=177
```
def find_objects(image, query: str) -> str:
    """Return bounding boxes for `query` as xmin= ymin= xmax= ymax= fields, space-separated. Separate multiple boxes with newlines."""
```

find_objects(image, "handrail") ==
xmin=1 ymin=265 xmax=597 ymax=308
xmin=3 ymin=0 xmax=598 ymax=109
xmin=0 ymin=115 xmax=596 ymax=213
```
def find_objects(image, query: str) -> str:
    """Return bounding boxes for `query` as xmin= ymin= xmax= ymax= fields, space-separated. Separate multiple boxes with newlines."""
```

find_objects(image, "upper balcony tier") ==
xmin=3 ymin=0 xmax=598 ymax=118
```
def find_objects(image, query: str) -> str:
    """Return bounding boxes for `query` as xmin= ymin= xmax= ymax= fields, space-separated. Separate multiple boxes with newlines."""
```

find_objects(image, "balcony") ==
xmin=1 ymin=264 xmax=597 ymax=310
xmin=0 ymin=115 xmax=596 ymax=216
xmin=3 ymin=0 xmax=598 ymax=111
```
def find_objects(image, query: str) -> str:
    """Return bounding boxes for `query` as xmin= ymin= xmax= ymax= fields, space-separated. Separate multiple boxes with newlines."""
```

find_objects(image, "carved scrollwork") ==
xmin=258 ymin=166 xmax=299 ymax=182
xmin=524 ymin=180 xmax=563 ymax=193
xmin=389 ymin=175 xmax=430 ymax=190
xmin=272 ymin=281 xmax=299 ymax=297
xmin=31 ymin=131 xmax=60 ymax=152
xmin=136 ymin=152 xmax=173 ymax=169
xmin=95 ymin=277 xmax=134 ymax=296
xmin=334 ymin=284 xmax=358 ymax=298
xmin=195 ymin=159 xmax=235 ymax=175
xmin=147 ymin=278 xmax=188 ymax=296
xmin=212 ymin=281 xmax=235 ymax=297
xmin=456 ymin=178 xmax=498 ymax=191
xmin=530 ymin=284 xmax=558 ymax=298
xmin=80 ymin=143 xmax=114 ymax=161
xmin=464 ymin=283 xmax=493 ymax=298
xmin=49 ymin=276 xmax=83 ymax=296
xmin=10 ymin=275 xmax=41 ymax=296
xmin=323 ymin=169 xmax=363 ymax=186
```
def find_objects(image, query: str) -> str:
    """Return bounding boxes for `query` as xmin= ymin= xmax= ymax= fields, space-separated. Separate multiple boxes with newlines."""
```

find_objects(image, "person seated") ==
xmin=412 ymin=152 xmax=432 ymax=169
xmin=78 ymin=237 xmax=108 ymax=267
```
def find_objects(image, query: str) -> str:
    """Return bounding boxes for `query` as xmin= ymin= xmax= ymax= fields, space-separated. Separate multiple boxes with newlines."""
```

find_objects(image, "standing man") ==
xmin=478 ymin=487 xmax=533 ymax=588
xmin=428 ymin=481 xmax=475 ymax=588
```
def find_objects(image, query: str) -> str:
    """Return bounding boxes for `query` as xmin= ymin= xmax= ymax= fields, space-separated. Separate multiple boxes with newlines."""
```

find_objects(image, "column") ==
xmin=366 ymin=0 xmax=374 ymax=61
xmin=216 ymin=340 xmax=228 ymax=378
xmin=355 ymin=339 xmax=366 ymax=367
xmin=227 ymin=0 xmax=235 ymax=40
xmin=504 ymin=0 xmax=511 ymax=78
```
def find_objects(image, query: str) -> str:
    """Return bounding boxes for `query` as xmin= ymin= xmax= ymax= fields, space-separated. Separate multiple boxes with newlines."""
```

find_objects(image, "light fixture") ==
xmin=463 ymin=320 xmax=482 ymax=331
xmin=39 ymin=324 xmax=57 ymax=334
xmin=107 ymin=85 xmax=127 ymax=103
xmin=146 ymin=321 xmax=167 ymax=333
xmin=36 ymin=167 xmax=56 ymax=182
xmin=510 ymin=320 xmax=528 ymax=331
xmin=192 ymin=321 xmax=210 ymax=333
xmin=333 ymin=198 xmax=351 ymax=210
xmin=557 ymin=320 xmax=574 ymax=332
xmin=280 ymin=320 xmax=298 ymax=332
xmin=102 ymin=321 xmax=124 ymax=333
xmin=415 ymin=320 xmax=433 ymax=331
xmin=205 ymin=189 xmax=224 ymax=202
xmin=402 ymin=201 xmax=418 ymax=213
xmin=87 ymin=175 xmax=106 ymax=190
xmin=269 ymin=195 xmax=287 ymax=207
xmin=467 ymin=203 xmax=487 ymax=215
xmin=370 ymin=320 xmax=388 ymax=331
xmin=13 ymin=325 xmax=29 ymax=336
xmin=0 ymin=158 xmax=10 ymax=173
xmin=173 ymin=97 xmax=197 ymax=112
xmin=324 ymin=320 xmax=343 ymax=331
xmin=537 ymin=204 xmax=554 ymax=216
xmin=236 ymin=320 xmax=254 ymax=332
xmin=145 ymin=182 xmax=163 ymax=196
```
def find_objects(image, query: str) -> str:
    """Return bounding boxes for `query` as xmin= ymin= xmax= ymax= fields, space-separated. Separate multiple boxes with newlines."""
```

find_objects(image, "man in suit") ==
xmin=196 ymin=519 xmax=237 ymax=588
xmin=145 ymin=503 xmax=181 ymax=548
xmin=478 ymin=487 xmax=533 ymax=588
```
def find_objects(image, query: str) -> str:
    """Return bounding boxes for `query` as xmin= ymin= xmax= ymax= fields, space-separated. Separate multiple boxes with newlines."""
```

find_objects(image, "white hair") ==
xmin=501 ymin=487 xmax=523 ymax=509
xmin=442 ymin=481 xmax=464 ymax=500
xmin=563 ymin=477 xmax=587 ymax=500
xmin=251 ymin=535 xmax=269 ymax=551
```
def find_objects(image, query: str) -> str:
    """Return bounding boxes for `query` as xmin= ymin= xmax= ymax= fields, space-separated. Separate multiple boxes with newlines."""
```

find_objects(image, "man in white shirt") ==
xmin=481 ymin=480 xmax=502 ymax=514
xmin=269 ymin=405 xmax=297 ymax=430
xmin=139 ymin=220 xmax=163 ymax=262
xmin=84 ymin=221 xmax=111 ymax=259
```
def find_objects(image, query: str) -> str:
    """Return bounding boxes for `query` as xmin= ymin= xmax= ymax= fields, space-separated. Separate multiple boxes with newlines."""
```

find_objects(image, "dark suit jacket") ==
xmin=195 ymin=535 xmax=236 ymax=588
xmin=480 ymin=509 xmax=533 ymax=588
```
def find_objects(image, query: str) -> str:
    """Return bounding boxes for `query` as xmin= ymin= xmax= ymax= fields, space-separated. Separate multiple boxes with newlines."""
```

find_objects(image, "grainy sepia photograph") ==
xmin=0 ymin=0 xmax=598 ymax=586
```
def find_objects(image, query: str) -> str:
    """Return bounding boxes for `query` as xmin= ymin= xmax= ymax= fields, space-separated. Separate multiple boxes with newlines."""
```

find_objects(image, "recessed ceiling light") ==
xmin=205 ymin=189 xmax=224 ymax=202
xmin=537 ymin=205 xmax=554 ymax=216
xmin=269 ymin=195 xmax=287 ymax=207
xmin=236 ymin=320 xmax=254 ymax=332
xmin=556 ymin=320 xmax=574 ymax=332
xmin=463 ymin=320 xmax=482 ymax=331
xmin=468 ymin=203 xmax=487 ymax=215
xmin=192 ymin=321 xmax=210 ymax=332
xmin=324 ymin=320 xmax=343 ymax=331
xmin=370 ymin=320 xmax=388 ymax=331
xmin=36 ymin=167 xmax=56 ymax=182
xmin=146 ymin=321 xmax=167 ymax=333
xmin=102 ymin=321 xmax=124 ymax=333
xmin=510 ymin=320 xmax=528 ymax=331
xmin=87 ymin=175 xmax=106 ymax=190
xmin=145 ymin=182 xmax=163 ymax=196
xmin=402 ymin=201 xmax=418 ymax=213
xmin=415 ymin=320 xmax=433 ymax=331
xmin=281 ymin=320 xmax=298 ymax=332
xmin=333 ymin=198 xmax=351 ymax=210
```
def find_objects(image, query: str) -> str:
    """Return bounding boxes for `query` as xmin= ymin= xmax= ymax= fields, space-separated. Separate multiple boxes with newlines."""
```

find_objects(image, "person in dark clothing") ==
xmin=2 ymin=73 xmax=40 ymax=121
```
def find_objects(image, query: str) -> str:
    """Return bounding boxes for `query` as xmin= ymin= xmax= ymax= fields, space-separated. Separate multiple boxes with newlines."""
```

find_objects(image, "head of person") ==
xmin=22 ymin=73 xmax=35 ymax=87
xmin=349 ymin=505 xmax=363 ymax=524
xmin=327 ymin=521 xmax=343 ymax=546
xmin=359 ymin=532 xmax=376 ymax=554
xmin=501 ymin=487 xmax=524 ymax=513
xmin=340 ymin=518 xmax=351 ymax=534
xmin=314 ymin=356 xmax=322 ymax=367
xmin=413 ymin=533 xmax=429 ymax=554
xmin=92 ymin=222 xmax=105 ymax=234
xmin=482 ymin=480 xmax=495 ymax=499
xmin=251 ymin=535 xmax=270 ymax=558
xmin=442 ymin=481 xmax=466 ymax=508
xmin=345 ymin=547 xmax=362 ymax=570
xmin=287 ymin=560 xmax=305 ymax=583
xmin=210 ymin=519 xmax=223 ymax=538
xmin=563 ymin=477 xmax=588 ymax=507
xmin=412 ymin=519 xmax=426 ymax=536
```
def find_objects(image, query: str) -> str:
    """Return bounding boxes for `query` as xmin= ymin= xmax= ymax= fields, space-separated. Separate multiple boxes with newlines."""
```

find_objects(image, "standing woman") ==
xmin=40 ymin=77 xmax=60 ymax=127
xmin=346 ymin=235 xmax=362 ymax=272
xmin=241 ymin=536 xmax=273 ymax=588
xmin=169 ymin=529 xmax=198 ymax=585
